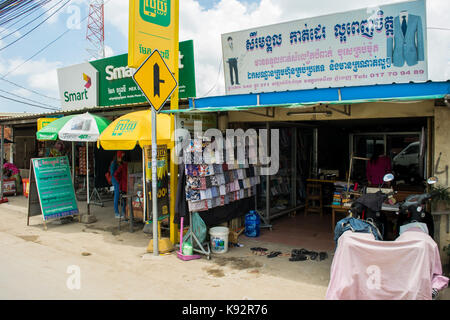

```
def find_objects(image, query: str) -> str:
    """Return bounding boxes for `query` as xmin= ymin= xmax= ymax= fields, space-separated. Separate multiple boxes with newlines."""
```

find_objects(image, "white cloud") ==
xmin=27 ymin=68 xmax=59 ymax=94
xmin=11 ymin=88 xmax=33 ymax=99
xmin=5 ymin=58 xmax=62 ymax=78
xmin=3 ymin=59 xmax=62 ymax=101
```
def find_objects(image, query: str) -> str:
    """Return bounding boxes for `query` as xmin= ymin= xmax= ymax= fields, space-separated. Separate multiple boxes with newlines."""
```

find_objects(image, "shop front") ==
xmin=162 ymin=81 xmax=450 ymax=259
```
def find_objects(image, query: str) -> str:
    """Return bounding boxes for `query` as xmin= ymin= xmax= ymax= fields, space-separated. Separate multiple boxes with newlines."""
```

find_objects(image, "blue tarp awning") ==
xmin=161 ymin=81 xmax=450 ymax=114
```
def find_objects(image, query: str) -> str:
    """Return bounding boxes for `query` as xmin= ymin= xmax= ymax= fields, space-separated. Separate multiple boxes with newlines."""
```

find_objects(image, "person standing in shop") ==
xmin=114 ymin=151 xmax=128 ymax=218
xmin=110 ymin=152 xmax=123 ymax=218
xmin=366 ymin=144 xmax=392 ymax=186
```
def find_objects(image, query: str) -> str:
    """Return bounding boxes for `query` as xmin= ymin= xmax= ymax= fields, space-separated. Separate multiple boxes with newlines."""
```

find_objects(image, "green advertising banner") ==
xmin=178 ymin=40 xmax=196 ymax=98
xmin=31 ymin=156 xmax=79 ymax=221
xmin=89 ymin=40 xmax=196 ymax=107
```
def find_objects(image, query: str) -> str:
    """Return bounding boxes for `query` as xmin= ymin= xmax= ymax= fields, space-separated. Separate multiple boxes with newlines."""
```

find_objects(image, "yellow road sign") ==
xmin=133 ymin=50 xmax=178 ymax=113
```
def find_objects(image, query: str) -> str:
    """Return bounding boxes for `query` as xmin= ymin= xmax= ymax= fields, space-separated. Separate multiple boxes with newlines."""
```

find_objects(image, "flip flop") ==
xmin=289 ymin=254 xmax=307 ymax=261
xmin=267 ymin=251 xmax=282 ymax=258
xmin=292 ymin=248 xmax=312 ymax=256
xmin=250 ymin=247 xmax=268 ymax=252
xmin=309 ymin=252 xmax=318 ymax=261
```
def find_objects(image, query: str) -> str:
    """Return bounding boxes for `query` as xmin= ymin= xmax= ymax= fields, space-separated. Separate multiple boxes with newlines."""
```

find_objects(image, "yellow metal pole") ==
xmin=169 ymin=0 xmax=180 ymax=245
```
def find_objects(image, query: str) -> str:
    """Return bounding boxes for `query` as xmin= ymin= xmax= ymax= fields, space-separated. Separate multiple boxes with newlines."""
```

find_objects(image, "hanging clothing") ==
xmin=175 ymin=161 xmax=189 ymax=225
xmin=334 ymin=217 xmax=383 ymax=246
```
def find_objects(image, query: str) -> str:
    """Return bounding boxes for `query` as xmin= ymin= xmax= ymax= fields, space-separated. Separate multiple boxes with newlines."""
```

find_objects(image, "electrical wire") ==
xmin=0 ymin=2 xmax=45 ymax=34
xmin=0 ymin=1 xmax=48 ymax=26
xmin=0 ymin=87 xmax=59 ymax=109
xmin=0 ymin=92 xmax=59 ymax=111
xmin=0 ymin=0 xmax=71 ymax=52
xmin=1 ymin=0 xmax=64 ymax=41
xmin=0 ymin=77 xmax=60 ymax=101
xmin=0 ymin=0 xmax=50 ymax=29
xmin=427 ymin=27 xmax=450 ymax=31
xmin=0 ymin=0 xmax=111 ymax=107
xmin=199 ymin=57 xmax=223 ymax=98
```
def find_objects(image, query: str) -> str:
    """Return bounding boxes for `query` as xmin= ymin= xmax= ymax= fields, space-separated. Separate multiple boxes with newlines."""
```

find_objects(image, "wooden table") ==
xmin=331 ymin=204 xmax=350 ymax=231
xmin=331 ymin=203 xmax=400 ymax=231
xmin=306 ymin=179 xmax=349 ymax=184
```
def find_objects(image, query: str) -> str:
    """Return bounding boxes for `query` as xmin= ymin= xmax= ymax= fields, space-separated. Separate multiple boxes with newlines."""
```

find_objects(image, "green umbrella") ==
xmin=36 ymin=112 xmax=112 ymax=217
xmin=36 ymin=115 xmax=75 ymax=141
xmin=36 ymin=113 xmax=111 ymax=142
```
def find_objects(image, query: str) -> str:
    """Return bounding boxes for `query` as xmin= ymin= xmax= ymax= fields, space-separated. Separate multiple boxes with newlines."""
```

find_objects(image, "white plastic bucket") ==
xmin=209 ymin=227 xmax=229 ymax=254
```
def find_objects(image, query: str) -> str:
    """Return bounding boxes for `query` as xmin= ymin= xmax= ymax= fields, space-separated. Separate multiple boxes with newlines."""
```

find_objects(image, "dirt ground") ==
xmin=1 ymin=196 xmax=448 ymax=300
xmin=0 ymin=196 xmax=330 ymax=300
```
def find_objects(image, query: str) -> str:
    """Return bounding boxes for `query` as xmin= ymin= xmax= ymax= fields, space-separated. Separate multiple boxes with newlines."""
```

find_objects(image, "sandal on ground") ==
xmin=319 ymin=252 xmax=328 ymax=261
xmin=309 ymin=252 xmax=318 ymax=261
xmin=250 ymin=247 xmax=268 ymax=252
xmin=292 ymin=248 xmax=313 ymax=256
xmin=267 ymin=251 xmax=282 ymax=258
xmin=289 ymin=253 xmax=307 ymax=261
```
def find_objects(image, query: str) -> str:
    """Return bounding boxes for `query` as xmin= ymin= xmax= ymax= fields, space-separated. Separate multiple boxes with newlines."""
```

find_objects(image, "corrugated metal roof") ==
xmin=0 ymin=99 xmax=190 ymax=125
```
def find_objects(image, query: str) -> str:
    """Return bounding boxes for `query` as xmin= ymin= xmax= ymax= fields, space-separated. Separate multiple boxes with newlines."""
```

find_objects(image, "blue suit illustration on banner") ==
xmin=387 ymin=11 xmax=424 ymax=67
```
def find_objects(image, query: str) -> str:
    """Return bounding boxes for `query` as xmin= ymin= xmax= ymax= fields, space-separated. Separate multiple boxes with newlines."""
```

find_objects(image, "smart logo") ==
xmin=83 ymin=73 xmax=92 ymax=89
xmin=140 ymin=0 xmax=170 ymax=27
xmin=64 ymin=73 xmax=91 ymax=103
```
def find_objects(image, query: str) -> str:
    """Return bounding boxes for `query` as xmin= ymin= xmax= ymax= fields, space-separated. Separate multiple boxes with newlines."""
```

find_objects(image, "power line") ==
xmin=0 ymin=93 xmax=59 ymax=111
xmin=0 ymin=0 xmax=49 ymax=26
xmin=0 ymin=1 xmax=49 ymax=33
xmin=200 ymin=57 xmax=223 ymax=98
xmin=0 ymin=87 xmax=59 ymax=109
xmin=0 ymin=77 xmax=60 ymax=101
xmin=428 ymin=27 xmax=450 ymax=31
xmin=1 ymin=0 xmax=65 ymax=41
xmin=0 ymin=0 xmax=71 ymax=52
xmin=0 ymin=0 xmax=111 ymax=105
xmin=0 ymin=0 xmax=50 ymax=29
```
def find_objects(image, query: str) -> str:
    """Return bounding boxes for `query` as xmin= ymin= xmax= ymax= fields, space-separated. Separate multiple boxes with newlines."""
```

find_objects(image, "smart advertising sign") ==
xmin=57 ymin=62 xmax=99 ymax=111
xmin=221 ymin=0 xmax=427 ymax=95
xmin=57 ymin=40 xmax=195 ymax=109
xmin=90 ymin=41 xmax=195 ymax=107
xmin=129 ymin=0 xmax=179 ymax=71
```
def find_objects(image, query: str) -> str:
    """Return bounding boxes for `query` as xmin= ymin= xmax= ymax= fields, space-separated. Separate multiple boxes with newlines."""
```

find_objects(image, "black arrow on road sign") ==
xmin=153 ymin=63 xmax=165 ymax=97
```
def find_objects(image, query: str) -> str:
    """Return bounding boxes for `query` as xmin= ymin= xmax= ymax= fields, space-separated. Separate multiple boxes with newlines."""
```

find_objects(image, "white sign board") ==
xmin=222 ymin=0 xmax=427 ymax=95
xmin=57 ymin=62 xmax=99 ymax=111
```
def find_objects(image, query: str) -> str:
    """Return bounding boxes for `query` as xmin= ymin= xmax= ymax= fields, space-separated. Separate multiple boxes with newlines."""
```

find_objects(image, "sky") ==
xmin=0 ymin=0 xmax=449 ymax=113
